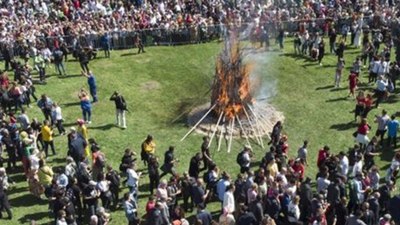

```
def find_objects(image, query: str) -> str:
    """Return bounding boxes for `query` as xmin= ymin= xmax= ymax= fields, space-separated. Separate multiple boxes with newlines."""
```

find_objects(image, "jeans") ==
xmin=55 ymin=62 xmax=66 ymax=75
xmin=56 ymin=119 xmax=65 ymax=134
xmin=38 ymin=67 xmax=46 ymax=81
xmin=43 ymin=140 xmax=56 ymax=157
xmin=82 ymin=108 xmax=92 ymax=122
xmin=116 ymin=109 xmax=126 ymax=127
xmin=90 ymin=88 xmax=98 ymax=102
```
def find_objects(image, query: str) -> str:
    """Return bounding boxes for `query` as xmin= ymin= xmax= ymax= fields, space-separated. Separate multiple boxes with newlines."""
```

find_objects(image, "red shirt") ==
xmin=356 ymin=96 xmax=365 ymax=105
xmin=145 ymin=201 xmax=155 ymax=215
xmin=349 ymin=73 xmax=357 ymax=86
xmin=357 ymin=124 xmax=369 ymax=135
xmin=292 ymin=163 xmax=305 ymax=179
xmin=364 ymin=97 xmax=373 ymax=107
xmin=317 ymin=149 xmax=329 ymax=167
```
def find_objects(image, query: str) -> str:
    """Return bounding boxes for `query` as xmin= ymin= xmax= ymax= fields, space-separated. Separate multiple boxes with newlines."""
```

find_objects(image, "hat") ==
xmin=20 ymin=131 xmax=28 ymax=139
xmin=70 ymin=127 xmax=77 ymax=133
xmin=383 ymin=214 xmax=392 ymax=221
xmin=77 ymin=119 xmax=85 ymax=125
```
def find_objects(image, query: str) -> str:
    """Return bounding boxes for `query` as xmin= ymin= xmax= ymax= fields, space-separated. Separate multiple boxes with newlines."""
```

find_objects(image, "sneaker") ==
xmin=88 ymin=121 xmax=92 ymax=124
xmin=122 ymin=126 xmax=127 ymax=129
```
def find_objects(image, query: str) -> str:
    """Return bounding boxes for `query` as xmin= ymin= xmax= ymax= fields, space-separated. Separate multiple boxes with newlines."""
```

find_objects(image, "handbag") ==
xmin=352 ymin=131 xmax=358 ymax=138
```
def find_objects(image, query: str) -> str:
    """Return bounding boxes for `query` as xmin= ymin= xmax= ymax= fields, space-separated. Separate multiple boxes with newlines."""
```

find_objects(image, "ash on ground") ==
xmin=187 ymin=101 xmax=284 ymax=138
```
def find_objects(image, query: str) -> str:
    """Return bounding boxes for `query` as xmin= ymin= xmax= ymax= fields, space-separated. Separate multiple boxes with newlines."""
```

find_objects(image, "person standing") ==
xmin=189 ymin=153 xmax=202 ymax=179
xmin=123 ymin=193 xmax=139 ymax=225
xmin=201 ymin=137 xmax=212 ymax=170
xmin=53 ymin=48 xmax=66 ymax=76
xmin=34 ymin=52 xmax=46 ymax=83
xmin=387 ymin=115 xmax=399 ymax=149
xmin=335 ymin=58 xmax=345 ymax=88
xmin=78 ymin=48 xmax=90 ymax=73
xmin=37 ymin=94 xmax=53 ymax=121
xmin=82 ymin=71 xmax=98 ymax=103
xmin=134 ymin=34 xmax=145 ymax=54
xmin=41 ymin=120 xmax=55 ymax=157
xmin=101 ymin=33 xmax=111 ymax=58
xmin=237 ymin=146 xmax=252 ymax=174
xmin=348 ymin=72 xmax=358 ymax=98
xmin=318 ymin=39 xmax=325 ymax=66
xmin=0 ymin=168 xmax=12 ymax=220
xmin=160 ymin=146 xmax=177 ymax=179
xmin=375 ymin=76 xmax=388 ymax=108
xmin=375 ymin=110 xmax=390 ymax=145
xmin=141 ymin=135 xmax=155 ymax=166
xmin=147 ymin=155 xmax=160 ymax=195
xmin=51 ymin=102 xmax=66 ymax=135
xmin=78 ymin=89 xmax=92 ymax=124
xmin=109 ymin=91 xmax=127 ymax=128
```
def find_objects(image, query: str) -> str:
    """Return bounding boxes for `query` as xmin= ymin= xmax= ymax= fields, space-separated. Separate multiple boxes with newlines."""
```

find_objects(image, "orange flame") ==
xmin=211 ymin=35 xmax=253 ymax=120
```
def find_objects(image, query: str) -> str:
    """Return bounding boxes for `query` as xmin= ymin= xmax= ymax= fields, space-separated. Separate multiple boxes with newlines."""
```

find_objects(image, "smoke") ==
xmin=244 ymin=51 xmax=277 ymax=102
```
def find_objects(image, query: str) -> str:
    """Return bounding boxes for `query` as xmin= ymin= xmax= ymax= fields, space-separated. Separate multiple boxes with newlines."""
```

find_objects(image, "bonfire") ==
xmin=181 ymin=33 xmax=284 ymax=152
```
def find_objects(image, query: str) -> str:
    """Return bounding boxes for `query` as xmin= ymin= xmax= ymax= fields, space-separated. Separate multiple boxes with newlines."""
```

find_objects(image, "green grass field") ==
xmin=2 ymin=39 xmax=399 ymax=225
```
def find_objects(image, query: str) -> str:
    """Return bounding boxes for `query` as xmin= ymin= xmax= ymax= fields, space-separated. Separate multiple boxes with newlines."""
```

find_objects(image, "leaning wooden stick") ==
xmin=180 ymin=104 xmax=217 ymax=142
xmin=208 ymin=112 xmax=224 ymax=148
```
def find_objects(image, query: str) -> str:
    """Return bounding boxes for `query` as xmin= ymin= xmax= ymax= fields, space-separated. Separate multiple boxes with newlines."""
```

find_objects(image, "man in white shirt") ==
xmin=375 ymin=109 xmax=390 ymax=145
xmin=339 ymin=151 xmax=349 ymax=176
xmin=216 ymin=172 xmax=231 ymax=202
xmin=316 ymin=173 xmax=330 ymax=194
xmin=126 ymin=163 xmax=141 ymax=201
xmin=52 ymin=102 xmax=66 ymax=135
xmin=352 ymin=155 xmax=363 ymax=177
xmin=222 ymin=184 xmax=235 ymax=214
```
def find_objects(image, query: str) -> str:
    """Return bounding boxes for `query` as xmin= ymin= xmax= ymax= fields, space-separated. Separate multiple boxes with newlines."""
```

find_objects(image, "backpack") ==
xmin=236 ymin=151 xmax=245 ymax=166
xmin=107 ymin=171 xmax=120 ymax=188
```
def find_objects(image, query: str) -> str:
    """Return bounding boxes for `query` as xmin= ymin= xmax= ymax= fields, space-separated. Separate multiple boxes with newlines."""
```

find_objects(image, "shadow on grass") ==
xmin=58 ymin=74 xmax=82 ymax=79
xmin=170 ymin=98 xmax=200 ymax=124
xmin=7 ymin=186 xmax=27 ymax=196
xmin=18 ymin=211 xmax=50 ymax=224
xmin=316 ymin=85 xmax=335 ymax=90
xmin=10 ymin=193 xmax=48 ymax=207
xmin=89 ymin=124 xmax=114 ymax=130
xmin=120 ymin=52 xmax=138 ymax=57
xmin=329 ymin=121 xmax=357 ymax=131
xmin=61 ymin=102 xmax=80 ymax=107
xmin=326 ymin=97 xmax=348 ymax=102
xmin=330 ymin=87 xmax=347 ymax=92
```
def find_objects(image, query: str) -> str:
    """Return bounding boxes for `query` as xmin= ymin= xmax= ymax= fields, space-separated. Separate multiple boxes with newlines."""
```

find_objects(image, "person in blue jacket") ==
xmin=82 ymin=71 xmax=98 ymax=103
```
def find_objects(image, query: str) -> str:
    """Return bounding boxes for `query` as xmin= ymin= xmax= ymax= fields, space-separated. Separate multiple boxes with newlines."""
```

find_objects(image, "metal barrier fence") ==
xmin=8 ymin=16 xmax=382 ymax=57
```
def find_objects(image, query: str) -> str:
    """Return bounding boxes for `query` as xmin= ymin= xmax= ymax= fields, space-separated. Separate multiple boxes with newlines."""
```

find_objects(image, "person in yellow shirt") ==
xmin=38 ymin=159 xmax=53 ymax=188
xmin=41 ymin=120 xmax=55 ymax=157
xmin=267 ymin=157 xmax=279 ymax=178
xmin=77 ymin=119 xmax=90 ymax=158
xmin=141 ymin=135 xmax=156 ymax=166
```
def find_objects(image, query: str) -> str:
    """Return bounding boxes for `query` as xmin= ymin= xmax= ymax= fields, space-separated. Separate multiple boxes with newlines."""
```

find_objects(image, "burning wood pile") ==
xmin=181 ymin=34 xmax=284 ymax=152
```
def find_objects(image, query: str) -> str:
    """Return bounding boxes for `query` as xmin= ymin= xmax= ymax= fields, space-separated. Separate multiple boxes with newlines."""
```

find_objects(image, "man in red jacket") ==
xmin=317 ymin=146 xmax=330 ymax=168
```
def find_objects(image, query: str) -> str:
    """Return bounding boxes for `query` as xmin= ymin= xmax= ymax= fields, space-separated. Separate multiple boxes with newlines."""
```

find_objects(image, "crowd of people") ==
xmin=0 ymin=0 xmax=400 ymax=225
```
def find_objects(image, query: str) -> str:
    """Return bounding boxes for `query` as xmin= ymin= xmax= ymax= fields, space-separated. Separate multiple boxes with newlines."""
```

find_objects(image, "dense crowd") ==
xmin=0 ymin=0 xmax=400 ymax=225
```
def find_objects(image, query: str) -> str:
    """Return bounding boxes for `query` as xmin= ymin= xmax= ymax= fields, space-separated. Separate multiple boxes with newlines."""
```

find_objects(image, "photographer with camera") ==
xmin=110 ymin=91 xmax=127 ymax=129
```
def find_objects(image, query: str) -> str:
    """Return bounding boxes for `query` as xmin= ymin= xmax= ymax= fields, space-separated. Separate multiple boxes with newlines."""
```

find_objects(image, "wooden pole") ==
xmin=217 ymin=116 xmax=226 ymax=152
xmin=227 ymin=118 xmax=235 ymax=153
xmin=243 ymin=106 xmax=263 ymax=146
xmin=208 ymin=112 xmax=224 ymax=148
xmin=236 ymin=115 xmax=251 ymax=147
xmin=180 ymin=104 xmax=217 ymax=142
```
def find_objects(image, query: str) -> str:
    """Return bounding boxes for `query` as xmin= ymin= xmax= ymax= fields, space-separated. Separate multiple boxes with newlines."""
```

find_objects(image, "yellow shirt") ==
xmin=78 ymin=125 xmax=88 ymax=140
xmin=38 ymin=166 xmax=54 ymax=186
xmin=143 ymin=141 xmax=156 ymax=155
xmin=267 ymin=162 xmax=279 ymax=178
xmin=41 ymin=125 xmax=53 ymax=142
